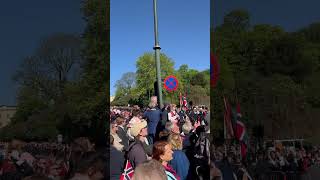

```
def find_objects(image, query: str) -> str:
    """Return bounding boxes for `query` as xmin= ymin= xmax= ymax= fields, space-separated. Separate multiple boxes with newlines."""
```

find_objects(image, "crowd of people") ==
xmin=110 ymin=96 xmax=210 ymax=180
xmin=0 ymin=138 xmax=108 ymax=180
xmin=4 ymin=95 xmax=319 ymax=180
xmin=211 ymin=141 xmax=320 ymax=180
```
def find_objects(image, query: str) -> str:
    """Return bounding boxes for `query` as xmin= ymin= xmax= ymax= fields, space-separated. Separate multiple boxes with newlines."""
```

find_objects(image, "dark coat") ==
xmin=144 ymin=109 xmax=161 ymax=136
xmin=117 ymin=126 xmax=129 ymax=150
xmin=110 ymin=146 xmax=125 ymax=180
xmin=127 ymin=139 xmax=147 ymax=169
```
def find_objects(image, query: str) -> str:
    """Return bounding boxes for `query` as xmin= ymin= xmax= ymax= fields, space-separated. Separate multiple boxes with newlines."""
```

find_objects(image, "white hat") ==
xmin=128 ymin=117 xmax=141 ymax=128
xmin=130 ymin=120 xmax=147 ymax=137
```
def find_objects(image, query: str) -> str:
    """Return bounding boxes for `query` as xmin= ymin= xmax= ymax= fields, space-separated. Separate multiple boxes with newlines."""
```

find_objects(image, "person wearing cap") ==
xmin=126 ymin=120 xmax=149 ymax=169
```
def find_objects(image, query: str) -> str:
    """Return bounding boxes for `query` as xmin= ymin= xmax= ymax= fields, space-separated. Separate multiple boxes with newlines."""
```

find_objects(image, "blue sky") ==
xmin=212 ymin=0 xmax=320 ymax=31
xmin=110 ymin=0 xmax=210 ymax=96
xmin=0 ymin=1 xmax=84 ymax=105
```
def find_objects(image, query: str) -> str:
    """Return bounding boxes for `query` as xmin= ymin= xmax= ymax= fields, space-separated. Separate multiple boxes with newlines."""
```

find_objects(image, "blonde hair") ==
xmin=169 ymin=104 xmax=177 ymax=111
xmin=168 ymin=133 xmax=182 ymax=150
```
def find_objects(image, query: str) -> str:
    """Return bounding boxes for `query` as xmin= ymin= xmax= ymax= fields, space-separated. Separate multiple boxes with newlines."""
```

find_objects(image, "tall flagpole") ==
xmin=153 ymin=0 xmax=163 ymax=109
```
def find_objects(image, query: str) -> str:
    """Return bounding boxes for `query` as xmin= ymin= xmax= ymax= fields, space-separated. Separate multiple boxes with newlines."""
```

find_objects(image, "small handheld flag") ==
xmin=120 ymin=160 xmax=134 ymax=180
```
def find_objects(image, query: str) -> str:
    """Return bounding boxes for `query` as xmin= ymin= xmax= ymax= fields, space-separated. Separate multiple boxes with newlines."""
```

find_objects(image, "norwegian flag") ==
xmin=182 ymin=96 xmax=187 ymax=108
xmin=120 ymin=160 xmax=134 ymax=180
xmin=179 ymin=92 xmax=188 ymax=108
xmin=233 ymin=102 xmax=248 ymax=158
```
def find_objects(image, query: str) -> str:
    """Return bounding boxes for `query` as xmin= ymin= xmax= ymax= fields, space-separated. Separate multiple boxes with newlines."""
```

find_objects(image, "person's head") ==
xmin=74 ymin=152 xmax=106 ymax=180
xmin=130 ymin=120 xmax=148 ymax=138
xmin=115 ymin=117 xmax=126 ymax=126
xmin=171 ymin=125 xmax=180 ymax=134
xmin=163 ymin=103 xmax=170 ymax=111
xmin=216 ymin=151 xmax=224 ymax=162
xmin=132 ymin=159 xmax=167 ymax=180
xmin=152 ymin=141 xmax=173 ymax=164
xmin=176 ymin=105 xmax=181 ymax=112
xmin=165 ymin=121 xmax=174 ymax=132
xmin=168 ymin=133 xmax=182 ymax=150
xmin=257 ymin=153 xmax=264 ymax=161
xmin=151 ymin=96 xmax=158 ymax=104
xmin=169 ymin=104 xmax=176 ymax=112
xmin=132 ymin=109 xmax=141 ymax=117
xmin=110 ymin=122 xmax=118 ymax=134
xmin=148 ymin=101 xmax=157 ymax=109
xmin=182 ymin=122 xmax=192 ymax=135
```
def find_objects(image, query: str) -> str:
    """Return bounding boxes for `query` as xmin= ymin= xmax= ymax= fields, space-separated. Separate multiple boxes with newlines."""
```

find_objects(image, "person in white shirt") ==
xmin=168 ymin=104 xmax=180 ymax=126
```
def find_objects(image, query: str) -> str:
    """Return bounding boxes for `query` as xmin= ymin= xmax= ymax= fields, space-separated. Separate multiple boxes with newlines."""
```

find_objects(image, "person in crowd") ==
xmin=150 ymin=96 xmax=158 ymax=108
xmin=127 ymin=109 xmax=142 ymax=140
xmin=110 ymin=136 xmax=125 ymax=180
xmin=168 ymin=104 xmax=180 ymax=128
xmin=152 ymin=141 xmax=180 ymax=180
xmin=215 ymin=152 xmax=237 ymax=180
xmin=127 ymin=120 xmax=149 ymax=169
xmin=116 ymin=117 xmax=129 ymax=150
xmin=268 ymin=150 xmax=280 ymax=170
xmin=144 ymin=101 xmax=161 ymax=142
xmin=253 ymin=152 xmax=269 ymax=179
xmin=132 ymin=159 xmax=167 ymax=180
xmin=158 ymin=121 xmax=174 ymax=141
xmin=168 ymin=133 xmax=190 ymax=180
xmin=161 ymin=103 xmax=170 ymax=128
xmin=69 ymin=152 xmax=106 ymax=180
xmin=211 ymin=162 xmax=223 ymax=180
xmin=181 ymin=117 xmax=193 ymax=151
xmin=110 ymin=121 xmax=124 ymax=152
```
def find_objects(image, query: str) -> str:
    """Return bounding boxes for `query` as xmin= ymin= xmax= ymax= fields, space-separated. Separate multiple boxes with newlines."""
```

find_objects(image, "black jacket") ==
xmin=126 ymin=139 xmax=147 ymax=169
xmin=117 ymin=126 xmax=129 ymax=150
xmin=110 ymin=146 xmax=125 ymax=180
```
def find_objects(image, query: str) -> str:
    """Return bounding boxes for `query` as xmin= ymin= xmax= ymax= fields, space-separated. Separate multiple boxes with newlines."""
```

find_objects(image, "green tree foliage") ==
xmin=135 ymin=52 xmax=175 ymax=100
xmin=113 ymin=53 xmax=210 ymax=107
xmin=1 ymin=0 xmax=109 ymax=145
xmin=211 ymin=9 xmax=320 ymax=141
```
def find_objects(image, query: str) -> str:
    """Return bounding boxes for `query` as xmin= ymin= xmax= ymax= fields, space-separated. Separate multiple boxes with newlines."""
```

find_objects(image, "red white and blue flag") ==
xmin=120 ymin=160 xmax=134 ymax=180
xmin=233 ymin=102 xmax=248 ymax=158
xmin=180 ymin=92 xmax=188 ymax=108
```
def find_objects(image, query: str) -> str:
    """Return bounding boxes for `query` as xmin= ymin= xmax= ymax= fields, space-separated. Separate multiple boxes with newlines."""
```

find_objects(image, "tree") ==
xmin=223 ymin=9 xmax=250 ymax=32
xmin=75 ymin=0 xmax=109 ymax=147
xmin=135 ymin=52 xmax=175 ymax=100
xmin=115 ymin=72 xmax=136 ymax=94
xmin=11 ymin=34 xmax=82 ymax=125
xmin=14 ymin=34 xmax=82 ymax=101
xmin=37 ymin=33 xmax=82 ymax=95
xmin=211 ymin=9 xmax=320 ymax=140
